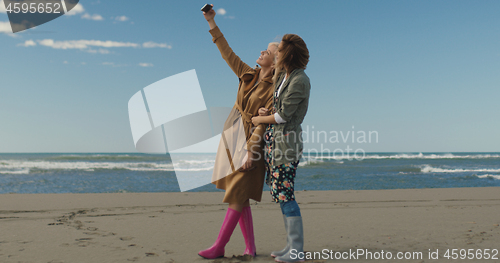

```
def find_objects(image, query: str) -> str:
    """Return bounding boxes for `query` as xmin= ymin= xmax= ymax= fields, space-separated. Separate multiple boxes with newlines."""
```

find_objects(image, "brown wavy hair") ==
xmin=275 ymin=34 xmax=309 ymax=80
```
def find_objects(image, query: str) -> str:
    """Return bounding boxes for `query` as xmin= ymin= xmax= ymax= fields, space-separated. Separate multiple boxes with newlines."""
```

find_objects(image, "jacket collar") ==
xmin=255 ymin=67 xmax=273 ymax=84
xmin=275 ymin=68 xmax=304 ymax=94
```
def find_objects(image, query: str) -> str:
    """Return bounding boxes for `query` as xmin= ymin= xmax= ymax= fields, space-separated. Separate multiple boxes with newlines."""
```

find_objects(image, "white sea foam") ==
xmin=0 ymin=168 xmax=30 ymax=175
xmin=420 ymin=165 xmax=500 ymax=174
xmin=299 ymin=159 xmax=319 ymax=167
xmin=177 ymin=159 xmax=215 ymax=164
xmin=477 ymin=174 xmax=500 ymax=180
xmin=308 ymin=153 xmax=500 ymax=160
xmin=0 ymin=159 xmax=215 ymax=174
xmin=298 ymin=157 xmax=342 ymax=167
xmin=173 ymin=166 xmax=215 ymax=172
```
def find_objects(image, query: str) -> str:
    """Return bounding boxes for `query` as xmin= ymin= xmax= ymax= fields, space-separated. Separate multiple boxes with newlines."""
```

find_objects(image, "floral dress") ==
xmin=264 ymin=87 xmax=299 ymax=203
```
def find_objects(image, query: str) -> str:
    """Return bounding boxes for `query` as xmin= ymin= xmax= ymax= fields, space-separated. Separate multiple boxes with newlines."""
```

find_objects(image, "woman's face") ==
xmin=277 ymin=41 xmax=284 ymax=64
xmin=256 ymin=43 xmax=277 ymax=68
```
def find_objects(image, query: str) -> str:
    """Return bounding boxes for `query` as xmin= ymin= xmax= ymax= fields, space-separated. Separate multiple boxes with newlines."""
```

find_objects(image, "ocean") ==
xmin=0 ymin=153 xmax=499 ymax=194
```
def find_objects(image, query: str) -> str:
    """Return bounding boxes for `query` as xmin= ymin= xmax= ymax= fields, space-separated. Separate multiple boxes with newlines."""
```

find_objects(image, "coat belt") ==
xmin=234 ymin=103 xmax=252 ymax=124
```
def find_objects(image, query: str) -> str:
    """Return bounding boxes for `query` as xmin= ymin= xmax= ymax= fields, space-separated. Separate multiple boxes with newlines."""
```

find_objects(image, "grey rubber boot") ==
xmin=274 ymin=216 xmax=304 ymax=263
xmin=271 ymin=214 xmax=289 ymax=258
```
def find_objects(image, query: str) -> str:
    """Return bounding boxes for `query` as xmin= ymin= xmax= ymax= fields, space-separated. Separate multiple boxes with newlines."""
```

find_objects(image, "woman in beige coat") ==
xmin=198 ymin=6 xmax=278 ymax=259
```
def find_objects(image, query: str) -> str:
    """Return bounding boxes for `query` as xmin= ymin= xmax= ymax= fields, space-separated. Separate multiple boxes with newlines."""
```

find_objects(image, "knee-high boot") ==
xmin=198 ymin=208 xmax=241 ymax=259
xmin=271 ymin=214 xmax=289 ymax=258
xmin=239 ymin=206 xmax=256 ymax=256
xmin=274 ymin=216 xmax=304 ymax=263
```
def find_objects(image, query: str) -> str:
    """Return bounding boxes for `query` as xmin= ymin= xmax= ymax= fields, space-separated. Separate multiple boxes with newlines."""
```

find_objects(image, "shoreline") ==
xmin=1 ymin=187 xmax=499 ymax=262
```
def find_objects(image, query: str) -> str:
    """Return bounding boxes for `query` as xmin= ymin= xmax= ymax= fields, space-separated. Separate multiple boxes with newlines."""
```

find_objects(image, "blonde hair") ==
xmin=267 ymin=42 xmax=279 ymax=82
xmin=269 ymin=42 xmax=279 ymax=64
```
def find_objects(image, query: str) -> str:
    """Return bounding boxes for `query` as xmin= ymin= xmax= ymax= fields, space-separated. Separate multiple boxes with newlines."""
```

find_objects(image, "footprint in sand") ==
xmin=83 ymin=232 xmax=101 ymax=236
xmin=75 ymin=237 xmax=94 ymax=247
xmin=120 ymin=236 xmax=134 ymax=241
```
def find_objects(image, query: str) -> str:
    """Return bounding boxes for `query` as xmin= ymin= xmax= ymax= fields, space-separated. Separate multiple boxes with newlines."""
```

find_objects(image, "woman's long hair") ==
xmin=273 ymin=34 xmax=309 ymax=82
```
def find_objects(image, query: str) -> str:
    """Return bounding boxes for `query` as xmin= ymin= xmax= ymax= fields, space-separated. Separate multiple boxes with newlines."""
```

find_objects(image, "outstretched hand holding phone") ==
xmin=202 ymin=4 xmax=217 ymax=29
xmin=201 ymin=4 xmax=213 ymax=13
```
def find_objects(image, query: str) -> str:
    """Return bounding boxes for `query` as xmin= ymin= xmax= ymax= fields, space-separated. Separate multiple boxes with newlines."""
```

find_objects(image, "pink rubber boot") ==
xmin=239 ymin=206 xmax=257 ymax=256
xmin=198 ymin=208 xmax=241 ymax=259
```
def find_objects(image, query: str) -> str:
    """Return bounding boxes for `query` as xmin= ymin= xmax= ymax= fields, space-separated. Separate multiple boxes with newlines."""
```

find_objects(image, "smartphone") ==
xmin=201 ymin=4 xmax=212 ymax=12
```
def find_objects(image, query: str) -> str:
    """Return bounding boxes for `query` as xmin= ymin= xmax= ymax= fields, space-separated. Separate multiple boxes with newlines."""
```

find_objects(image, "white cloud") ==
xmin=0 ymin=20 xmax=18 ymax=37
xmin=82 ymin=13 xmax=103 ymax=21
xmin=37 ymin=39 xmax=139 ymax=49
xmin=17 ymin=39 xmax=37 ymax=47
xmin=66 ymin=3 xmax=85 ymax=16
xmin=142 ymin=41 xmax=172 ymax=49
xmin=102 ymin=62 xmax=127 ymax=67
xmin=0 ymin=0 xmax=7 ymax=13
xmin=0 ymin=21 xmax=11 ymax=33
xmin=217 ymin=8 xmax=226 ymax=15
xmin=138 ymin=63 xmax=153 ymax=67
xmin=86 ymin=48 xmax=110 ymax=54
xmin=115 ymin=16 xmax=129 ymax=22
xmin=16 ymin=39 xmax=172 ymax=54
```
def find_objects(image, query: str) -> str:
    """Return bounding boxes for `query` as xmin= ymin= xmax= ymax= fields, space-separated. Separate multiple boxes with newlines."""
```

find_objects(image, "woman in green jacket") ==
xmin=252 ymin=34 xmax=310 ymax=263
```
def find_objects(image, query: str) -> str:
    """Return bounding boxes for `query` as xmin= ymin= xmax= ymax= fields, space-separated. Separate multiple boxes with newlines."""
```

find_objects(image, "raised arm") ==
xmin=203 ymin=6 xmax=253 ymax=79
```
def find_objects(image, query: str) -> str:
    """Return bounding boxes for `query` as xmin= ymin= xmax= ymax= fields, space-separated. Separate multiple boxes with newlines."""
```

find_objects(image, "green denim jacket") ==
xmin=272 ymin=68 xmax=311 ymax=166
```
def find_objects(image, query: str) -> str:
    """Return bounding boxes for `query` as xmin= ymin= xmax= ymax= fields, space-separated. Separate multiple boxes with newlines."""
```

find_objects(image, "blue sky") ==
xmin=1 ymin=0 xmax=499 ymax=153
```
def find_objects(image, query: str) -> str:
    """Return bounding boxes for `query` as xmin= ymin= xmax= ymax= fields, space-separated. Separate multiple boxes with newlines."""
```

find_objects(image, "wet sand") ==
xmin=0 ymin=187 xmax=499 ymax=262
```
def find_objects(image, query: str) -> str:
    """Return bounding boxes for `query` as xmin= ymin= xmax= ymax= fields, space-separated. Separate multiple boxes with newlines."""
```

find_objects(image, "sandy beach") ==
xmin=0 ymin=187 xmax=499 ymax=263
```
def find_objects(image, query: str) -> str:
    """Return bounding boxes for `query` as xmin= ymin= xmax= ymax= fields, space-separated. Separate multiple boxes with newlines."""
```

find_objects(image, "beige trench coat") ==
xmin=209 ymin=26 xmax=274 ymax=204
